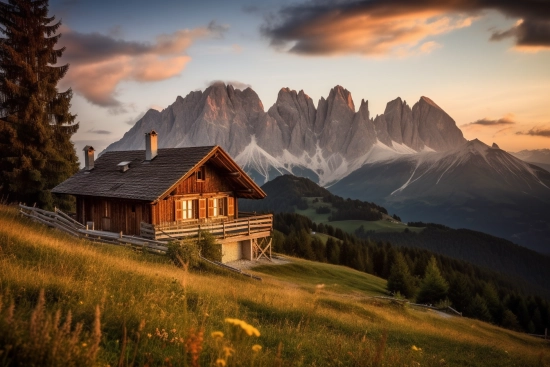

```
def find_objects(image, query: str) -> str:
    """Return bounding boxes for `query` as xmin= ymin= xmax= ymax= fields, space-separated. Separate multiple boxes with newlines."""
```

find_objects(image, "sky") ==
xmin=48 ymin=0 xmax=550 ymax=158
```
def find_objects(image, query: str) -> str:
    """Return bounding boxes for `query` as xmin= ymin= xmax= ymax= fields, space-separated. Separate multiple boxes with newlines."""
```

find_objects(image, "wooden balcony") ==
xmin=140 ymin=213 xmax=273 ymax=242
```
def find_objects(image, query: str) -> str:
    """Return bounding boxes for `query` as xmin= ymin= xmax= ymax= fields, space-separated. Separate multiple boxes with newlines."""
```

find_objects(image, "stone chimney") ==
xmin=83 ymin=145 xmax=95 ymax=170
xmin=145 ymin=130 xmax=158 ymax=161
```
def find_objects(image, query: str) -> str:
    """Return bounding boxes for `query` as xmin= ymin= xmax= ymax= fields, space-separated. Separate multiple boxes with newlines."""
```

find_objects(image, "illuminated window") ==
xmin=182 ymin=199 xmax=195 ymax=219
xmin=212 ymin=198 xmax=218 ymax=217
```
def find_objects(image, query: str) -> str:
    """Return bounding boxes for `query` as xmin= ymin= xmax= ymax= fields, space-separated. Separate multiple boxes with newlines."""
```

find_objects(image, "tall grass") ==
xmin=0 ymin=204 xmax=548 ymax=366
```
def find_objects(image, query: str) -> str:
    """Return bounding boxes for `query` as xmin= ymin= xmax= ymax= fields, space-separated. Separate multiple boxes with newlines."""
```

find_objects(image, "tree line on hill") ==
xmin=271 ymin=212 xmax=550 ymax=335
xmin=356 ymin=223 xmax=550 ymax=300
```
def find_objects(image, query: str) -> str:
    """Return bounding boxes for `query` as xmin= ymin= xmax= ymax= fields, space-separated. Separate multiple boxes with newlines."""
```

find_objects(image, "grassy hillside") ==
xmin=1 ymin=205 xmax=549 ymax=366
xmin=294 ymin=195 xmax=420 ymax=234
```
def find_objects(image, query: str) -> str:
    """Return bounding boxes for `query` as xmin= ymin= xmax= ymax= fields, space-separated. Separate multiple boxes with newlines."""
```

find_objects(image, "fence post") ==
xmin=223 ymin=221 xmax=226 ymax=239
xmin=248 ymin=219 xmax=251 ymax=235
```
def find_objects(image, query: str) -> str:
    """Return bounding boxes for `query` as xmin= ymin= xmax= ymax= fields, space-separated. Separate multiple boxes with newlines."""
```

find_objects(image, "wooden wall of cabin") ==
xmin=76 ymin=196 xmax=151 ymax=235
xmin=151 ymin=163 xmax=238 ymax=225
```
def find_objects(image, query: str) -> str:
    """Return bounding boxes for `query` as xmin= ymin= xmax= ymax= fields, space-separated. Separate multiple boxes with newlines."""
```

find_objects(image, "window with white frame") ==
xmin=182 ymin=199 xmax=195 ymax=219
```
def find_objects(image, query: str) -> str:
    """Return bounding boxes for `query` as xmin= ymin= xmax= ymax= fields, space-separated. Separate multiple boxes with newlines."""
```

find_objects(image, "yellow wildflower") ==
xmin=147 ymin=333 xmax=152 ymax=338
xmin=252 ymin=344 xmax=262 ymax=352
xmin=223 ymin=346 xmax=234 ymax=358
xmin=411 ymin=345 xmax=422 ymax=351
xmin=81 ymin=343 xmax=87 ymax=347
xmin=215 ymin=359 xmax=226 ymax=367
xmin=211 ymin=331 xmax=224 ymax=338
xmin=224 ymin=318 xmax=260 ymax=337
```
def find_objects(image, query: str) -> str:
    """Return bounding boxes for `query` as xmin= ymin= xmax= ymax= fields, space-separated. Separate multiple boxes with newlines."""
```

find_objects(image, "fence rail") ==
xmin=140 ymin=214 xmax=273 ymax=241
xmin=19 ymin=204 xmax=168 ymax=254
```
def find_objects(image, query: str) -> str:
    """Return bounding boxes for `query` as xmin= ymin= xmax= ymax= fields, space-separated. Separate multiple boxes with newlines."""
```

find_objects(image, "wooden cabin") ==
xmin=52 ymin=131 xmax=272 ymax=263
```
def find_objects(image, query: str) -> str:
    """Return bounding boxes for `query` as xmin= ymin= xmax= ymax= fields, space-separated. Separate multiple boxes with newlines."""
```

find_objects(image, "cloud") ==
xmin=207 ymin=80 xmax=252 ymax=90
xmin=516 ymin=128 xmax=550 ymax=138
xmin=87 ymin=128 xmax=112 ymax=135
xmin=463 ymin=116 xmax=516 ymax=127
xmin=262 ymin=0 xmax=550 ymax=57
xmin=60 ymin=22 xmax=228 ymax=109
xmin=491 ymin=18 xmax=550 ymax=52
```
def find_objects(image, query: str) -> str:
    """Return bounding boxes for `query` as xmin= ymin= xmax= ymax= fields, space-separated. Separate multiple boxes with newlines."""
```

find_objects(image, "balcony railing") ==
xmin=140 ymin=213 xmax=273 ymax=241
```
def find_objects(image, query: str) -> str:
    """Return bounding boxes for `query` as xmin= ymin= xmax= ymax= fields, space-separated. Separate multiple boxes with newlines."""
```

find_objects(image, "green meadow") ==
xmin=0 ymin=205 xmax=548 ymax=366
xmin=296 ymin=197 xmax=423 ymax=234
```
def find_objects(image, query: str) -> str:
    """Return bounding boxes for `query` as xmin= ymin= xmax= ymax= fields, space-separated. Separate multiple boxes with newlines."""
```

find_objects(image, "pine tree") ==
xmin=0 ymin=0 xmax=79 ymax=209
xmin=448 ymin=273 xmax=472 ymax=312
xmin=416 ymin=256 xmax=449 ymax=304
xmin=387 ymin=252 xmax=416 ymax=298
xmin=467 ymin=294 xmax=492 ymax=322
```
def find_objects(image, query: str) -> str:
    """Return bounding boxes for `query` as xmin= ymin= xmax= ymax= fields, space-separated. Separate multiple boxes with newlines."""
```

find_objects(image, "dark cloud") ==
xmin=262 ymin=0 xmax=550 ymax=56
xmin=491 ymin=19 xmax=550 ymax=49
xmin=516 ymin=128 xmax=550 ymax=138
xmin=463 ymin=117 xmax=516 ymax=127
xmin=87 ymin=128 xmax=112 ymax=135
xmin=61 ymin=30 xmax=151 ymax=64
xmin=207 ymin=20 xmax=230 ymax=39
xmin=207 ymin=80 xmax=252 ymax=90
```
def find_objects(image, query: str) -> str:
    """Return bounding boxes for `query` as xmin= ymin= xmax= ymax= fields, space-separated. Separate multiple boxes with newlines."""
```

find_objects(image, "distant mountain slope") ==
xmin=105 ymin=83 xmax=465 ymax=185
xmin=330 ymin=139 xmax=550 ymax=253
xmin=511 ymin=149 xmax=550 ymax=172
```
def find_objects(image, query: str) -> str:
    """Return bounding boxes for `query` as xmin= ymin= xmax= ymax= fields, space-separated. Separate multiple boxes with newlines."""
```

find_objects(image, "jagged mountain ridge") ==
xmin=330 ymin=139 xmax=550 ymax=253
xmin=106 ymin=83 xmax=466 ymax=185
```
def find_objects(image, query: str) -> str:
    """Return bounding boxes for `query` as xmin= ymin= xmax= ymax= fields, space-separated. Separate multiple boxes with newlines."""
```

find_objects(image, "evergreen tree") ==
xmin=501 ymin=309 xmax=521 ymax=331
xmin=325 ymin=237 xmax=340 ymax=264
xmin=467 ymin=294 xmax=492 ymax=322
xmin=0 ymin=0 xmax=78 ymax=209
xmin=417 ymin=256 xmax=449 ymax=304
xmin=448 ymin=273 xmax=472 ymax=312
xmin=483 ymin=283 xmax=504 ymax=325
xmin=387 ymin=252 xmax=416 ymax=298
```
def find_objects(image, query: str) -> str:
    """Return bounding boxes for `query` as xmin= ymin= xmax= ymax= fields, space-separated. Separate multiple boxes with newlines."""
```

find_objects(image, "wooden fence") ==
xmin=19 ymin=204 xmax=168 ymax=254
xmin=140 ymin=214 xmax=273 ymax=241
xmin=18 ymin=204 xmax=264 ymax=280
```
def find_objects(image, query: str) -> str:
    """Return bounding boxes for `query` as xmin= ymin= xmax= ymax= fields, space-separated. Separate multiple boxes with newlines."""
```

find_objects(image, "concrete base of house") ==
xmin=217 ymin=231 xmax=272 ymax=263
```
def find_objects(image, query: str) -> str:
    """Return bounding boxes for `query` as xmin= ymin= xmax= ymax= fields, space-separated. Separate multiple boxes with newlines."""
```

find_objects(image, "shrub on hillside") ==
xmin=167 ymin=240 xmax=201 ymax=268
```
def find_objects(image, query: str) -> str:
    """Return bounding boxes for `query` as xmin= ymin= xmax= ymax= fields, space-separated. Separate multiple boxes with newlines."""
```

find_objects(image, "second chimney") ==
xmin=83 ymin=145 xmax=95 ymax=170
xmin=145 ymin=130 xmax=158 ymax=161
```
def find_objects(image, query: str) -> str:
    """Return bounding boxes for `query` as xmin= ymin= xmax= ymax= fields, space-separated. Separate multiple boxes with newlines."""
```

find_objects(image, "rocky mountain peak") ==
xmin=105 ymin=83 xmax=468 ymax=185
xmin=492 ymin=142 xmax=500 ymax=149
xmin=420 ymin=96 xmax=441 ymax=109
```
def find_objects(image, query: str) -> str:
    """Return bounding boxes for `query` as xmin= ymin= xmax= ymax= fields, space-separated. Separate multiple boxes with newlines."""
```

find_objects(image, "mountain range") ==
xmin=105 ymin=83 xmax=550 ymax=253
xmin=106 ymin=83 xmax=465 ymax=185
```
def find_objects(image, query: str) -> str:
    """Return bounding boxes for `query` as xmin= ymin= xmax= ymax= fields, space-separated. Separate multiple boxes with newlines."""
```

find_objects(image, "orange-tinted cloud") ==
xmin=517 ymin=127 xmax=550 ymax=138
xmin=60 ymin=22 xmax=227 ymax=109
xmin=462 ymin=116 xmax=516 ymax=127
xmin=262 ymin=0 xmax=550 ymax=56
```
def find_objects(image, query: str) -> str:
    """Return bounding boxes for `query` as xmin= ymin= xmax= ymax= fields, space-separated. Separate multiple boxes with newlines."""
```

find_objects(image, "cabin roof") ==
xmin=52 ymin=146 xmax=266 ymax=201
